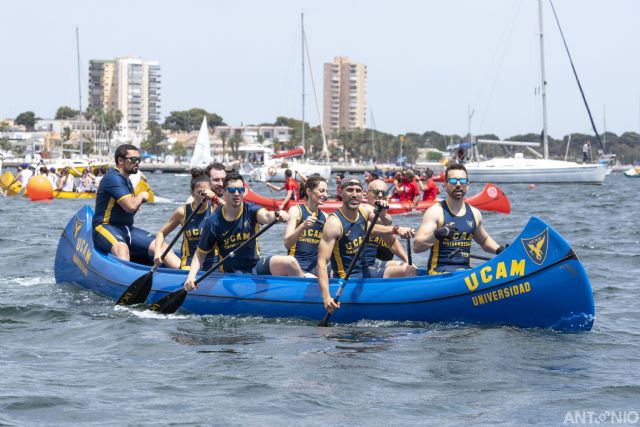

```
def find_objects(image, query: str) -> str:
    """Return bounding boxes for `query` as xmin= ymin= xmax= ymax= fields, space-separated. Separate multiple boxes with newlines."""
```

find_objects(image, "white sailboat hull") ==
xmin=465 ymin=158 xmax=607 ymax=184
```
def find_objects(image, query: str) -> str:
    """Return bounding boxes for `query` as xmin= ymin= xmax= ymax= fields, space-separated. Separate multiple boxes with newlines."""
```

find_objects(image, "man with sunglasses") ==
xmin=414 ymin=163 xmax=503 ymax=274
xmin=364 ymin=179 xmax=416 ymax=278
xmin=317 ymin=177 xmax=415 ymax=314
xmin=93 ymin=144 xmax=178 ymax=265
xmin=184 ymin=172 xmax=306 ymax=289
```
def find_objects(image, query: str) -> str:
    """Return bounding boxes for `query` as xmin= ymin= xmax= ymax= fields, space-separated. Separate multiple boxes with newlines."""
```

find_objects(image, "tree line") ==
xmin=6 ymin=107 xmax=640 ymax=164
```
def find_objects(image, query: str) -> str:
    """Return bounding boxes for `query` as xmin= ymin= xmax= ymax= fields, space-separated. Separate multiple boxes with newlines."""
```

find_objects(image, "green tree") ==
xmin=219 ymin=130 xmax=229 ymax=160
xmin=229 ymin=131 xmax=243 ymax=159
xmin=171 ymin=141 xmax=186 ymax=162
xmin=15 ymin=111 xmax=36 ymax=130
xmin=0 ymin=137 xmax=11 ymax=151
xmin=55 ymin=106 xmax=80 ymax=120
xmin=162 ymin=109 xmax=225 ymax=132
xmin=141 ymin=121 xmax=165 ymax=156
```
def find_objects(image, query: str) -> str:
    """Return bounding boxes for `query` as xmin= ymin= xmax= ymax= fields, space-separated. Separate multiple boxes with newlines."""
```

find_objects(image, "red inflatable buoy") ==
xmin=26 ymin=176 xmax=54 ymax=201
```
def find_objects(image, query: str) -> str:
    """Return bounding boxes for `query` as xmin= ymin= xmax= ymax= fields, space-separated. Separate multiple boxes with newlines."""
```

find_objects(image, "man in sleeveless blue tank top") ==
xmin=414 ymin=163 xmax=504 ymax=274
xmin=182 ymin=172 xmax=307 ymax=292
xmin=317 ymin=176 xmax=416 ymax=314
xmin=92 ymin=144 xmax=169 ymax=264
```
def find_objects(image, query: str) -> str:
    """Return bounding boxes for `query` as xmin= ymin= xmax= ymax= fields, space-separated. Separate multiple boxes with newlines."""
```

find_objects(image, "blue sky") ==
xmin=1 ymin=0 xmax=639 ymax=139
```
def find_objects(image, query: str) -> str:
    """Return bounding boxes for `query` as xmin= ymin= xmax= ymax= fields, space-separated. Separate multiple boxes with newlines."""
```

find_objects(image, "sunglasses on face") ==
xmin=125 ymin=156 xmax=141 ymax=163
xmin=447 ymin=177 xmax=469 ymax=185
xmin=225 ymin=186 xmax=245 ymax=194
xmin=369 ymin=189 xmax=386 ymax=197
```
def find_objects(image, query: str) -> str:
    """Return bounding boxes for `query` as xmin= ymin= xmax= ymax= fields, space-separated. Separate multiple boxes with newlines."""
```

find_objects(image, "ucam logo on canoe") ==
xmin=521 ymin=228 xmax=549 ymax=265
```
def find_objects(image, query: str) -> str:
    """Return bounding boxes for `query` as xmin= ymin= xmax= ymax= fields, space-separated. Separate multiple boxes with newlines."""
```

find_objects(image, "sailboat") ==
xmin=464 ymin=0 xmax=607 ymax=184
xmin=252 ymin=13 xmax=331 ymax=182
xmin=189 ymin=117 xmax=213 ymax=168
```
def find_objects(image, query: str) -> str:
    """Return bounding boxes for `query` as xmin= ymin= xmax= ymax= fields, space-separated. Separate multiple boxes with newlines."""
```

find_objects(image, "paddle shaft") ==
xmin=157 ymin=198 xmax=207 ymax=269
xmin=195 ymin=219 xmax=279 ymax=285
xmin=319 ymin=207 xmax=383 ymax=327
xmin=406 ymin=238 xmax=412 ymax=265
xmin=449 ymin=247 xmax=493 ymax=262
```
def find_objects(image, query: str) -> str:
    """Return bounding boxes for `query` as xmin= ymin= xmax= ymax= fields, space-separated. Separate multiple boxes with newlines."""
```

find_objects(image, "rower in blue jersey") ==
xmin=153 ymin=168 xmax=221 ymax=270
xmin=414 ymin=163 xmax=504 ymax=273
xmin=92 ymin=144 xmax=173 ymax=264
xmin=183 ymin=172 xmax=306 ymax=292
xmin=283 ymin=176 xmax=329 ymax=276
xmin=317 ymin=176 xmax=416 ymax=315
xmin=362 ymin=179 xmax=416 ymax=278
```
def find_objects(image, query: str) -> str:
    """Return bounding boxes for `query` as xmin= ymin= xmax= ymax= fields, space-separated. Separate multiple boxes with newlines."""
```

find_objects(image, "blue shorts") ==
xmin=224 ymin=256 xmax=273 ymax=275
xmin=368 ymin=260 xmax=388 ymax=279
xmin=431 ymin=264 xmax=471 ymax=274
xmin=93 ymin=224 xmax=154 ymax=263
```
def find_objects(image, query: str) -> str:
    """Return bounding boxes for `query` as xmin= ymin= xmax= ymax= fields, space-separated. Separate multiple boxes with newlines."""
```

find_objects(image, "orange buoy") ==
xmin=26 ymin=176 xmax=54 ymax=201
xmin=529 ymin=183 xmax=535 ymax=189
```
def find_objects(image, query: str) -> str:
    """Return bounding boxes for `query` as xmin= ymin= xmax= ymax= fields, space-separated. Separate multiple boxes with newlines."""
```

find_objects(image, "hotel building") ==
xmin=322 ymin=56 xmax=366 ymax=135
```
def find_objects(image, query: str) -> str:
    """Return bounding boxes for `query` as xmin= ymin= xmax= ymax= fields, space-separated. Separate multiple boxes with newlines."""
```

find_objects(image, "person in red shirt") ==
xmin=397 ymin=169 xmax=420 ymax=208
xmin=266 ymin=168 xmax=299 ymax=210
xmin=419 ymin=168 xmax=440 ymax=201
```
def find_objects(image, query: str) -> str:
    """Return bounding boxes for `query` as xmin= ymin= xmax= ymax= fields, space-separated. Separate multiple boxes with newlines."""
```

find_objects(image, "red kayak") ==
xmin=244 ymin=183 xmax=511 ymax=215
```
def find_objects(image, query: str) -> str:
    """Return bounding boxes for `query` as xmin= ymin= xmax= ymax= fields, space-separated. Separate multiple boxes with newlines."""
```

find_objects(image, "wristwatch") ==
xmin=392 ymin=224 xmax=400 ymax=235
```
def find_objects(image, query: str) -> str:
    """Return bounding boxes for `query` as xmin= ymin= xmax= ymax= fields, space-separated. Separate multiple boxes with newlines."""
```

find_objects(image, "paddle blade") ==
xmin=149 ymin=289 xmax=188 ymax=314
xmin=318 ymin=312 xmax=331 ymax=327
xmin=116 ymin=272 xmax=153 ymax=305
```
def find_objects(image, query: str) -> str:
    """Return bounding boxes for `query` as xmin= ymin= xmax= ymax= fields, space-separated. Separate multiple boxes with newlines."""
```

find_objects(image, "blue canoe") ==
xmin=54 ymin=206 xmax=595 ymax=332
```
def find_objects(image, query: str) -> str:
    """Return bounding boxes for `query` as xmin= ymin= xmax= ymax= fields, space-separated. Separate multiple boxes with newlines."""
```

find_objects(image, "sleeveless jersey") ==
xmin=288 ymin=204 xmax=325 ymax=272
xmin=197 ymin=202 xmax=264 ymax=272
xmin=428 ymin=201 xmax=478 ymax=274
xmin=180 ymin=201 xmax=217 ymax=270
xmin=363 ymin=232 xmax=391 ymax=267
xmin=330 ymin=208 xmax=369 ymax=279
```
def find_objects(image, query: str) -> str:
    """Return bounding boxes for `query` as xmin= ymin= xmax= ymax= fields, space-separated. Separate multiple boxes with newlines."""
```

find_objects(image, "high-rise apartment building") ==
xmin=88 ymin=57 xmax=161 ymax=132
xmin=323 ymin=56 xmax=366 ymax=136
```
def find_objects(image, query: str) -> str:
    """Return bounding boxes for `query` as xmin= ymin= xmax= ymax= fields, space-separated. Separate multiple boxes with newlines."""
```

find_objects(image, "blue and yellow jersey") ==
xmin=428 ymin=201 xmax=478 ymax=274
xmin=288 ymin=204 xmax=326 ymax=272
xmin=180 ymin=201 xmax=217 ymax=270
xmin=92 ymin=168 xmax=136 ymax=227
xmin=363 ymin=232 xmax=390 ymax=267
xmin=197 ymin=202 xmax=264 ymax=272
xmin=330 ymin=208 xmax=369 ymax=279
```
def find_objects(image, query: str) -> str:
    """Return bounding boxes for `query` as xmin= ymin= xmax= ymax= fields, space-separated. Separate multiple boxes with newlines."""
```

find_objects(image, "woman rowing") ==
xmin=153 ymin=168 xmax=217 ymax=269
xmin=283 ymin=176 xmax=329 ymax=277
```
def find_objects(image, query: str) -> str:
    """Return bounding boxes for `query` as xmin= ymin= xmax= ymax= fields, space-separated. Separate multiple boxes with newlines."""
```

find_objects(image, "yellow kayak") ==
xmin=1 ymin=171 xmax=155 ymax=202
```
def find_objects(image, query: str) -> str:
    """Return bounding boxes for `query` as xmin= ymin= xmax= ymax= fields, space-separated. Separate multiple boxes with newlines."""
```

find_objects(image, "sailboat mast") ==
xmin=76 ymin=25 xmax=84 ymax=155
xmin=538 ymin=0 xmax=549 ymax=159
xmin=301 ymin=13 xmax=305 ymax=155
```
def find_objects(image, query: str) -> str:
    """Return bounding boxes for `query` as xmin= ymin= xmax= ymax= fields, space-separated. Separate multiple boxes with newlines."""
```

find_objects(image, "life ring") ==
xmin=268 ymin=167 xmax=277 ymax=177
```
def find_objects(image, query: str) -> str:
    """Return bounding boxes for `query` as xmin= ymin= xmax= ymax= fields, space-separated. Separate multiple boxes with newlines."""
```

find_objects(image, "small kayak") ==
xmin=54 ymin=205 xmax=594 ymax=331
xmin=0 ymin=171 xmax=155 ymax=202
xmin=245 ymin=182 xmax=511 ymax=215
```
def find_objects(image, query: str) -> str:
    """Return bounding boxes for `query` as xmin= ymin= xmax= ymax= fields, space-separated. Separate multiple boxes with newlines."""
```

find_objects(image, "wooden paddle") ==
xmin=116 ymin=198 xmax=208 ymax=306
xmin=148 ymin=218 xmax=280 ymax=314
xmin=318 ymin=206 xmax=383 ymax=327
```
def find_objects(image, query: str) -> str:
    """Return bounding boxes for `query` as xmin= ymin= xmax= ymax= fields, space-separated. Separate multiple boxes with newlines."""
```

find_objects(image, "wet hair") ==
xmin=300 ymin=175 xmax=326 ymax=200
xmin=206 ymin=162 xmax=225 ymax=175
xmin=445 ymin=163 xmax=468 ymax=179
xmin=114 ymin=144 xmax=138 ymax=164
xmin=284 ymin=169 xmax=293 ymax=178
xmin=190 ymin=168 xmax=210 ymax=191
xmin=223 ymin=171 xmax=245 ymax=188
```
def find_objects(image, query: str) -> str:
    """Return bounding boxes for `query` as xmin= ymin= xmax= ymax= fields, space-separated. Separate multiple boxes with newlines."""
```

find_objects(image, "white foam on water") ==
xmin=113 ymin=304 xmax=192 ymax=320
xmin=8 ymin=276 xmax=51 ymax=287
xmin=151 ymin=196 xmax=173 ymax=204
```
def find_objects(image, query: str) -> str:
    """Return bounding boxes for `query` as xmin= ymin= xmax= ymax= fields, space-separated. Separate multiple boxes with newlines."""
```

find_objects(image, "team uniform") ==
xmin=428 ymin=200 xmax=478 ymax=274
xmin=363 ymin=232 xmax=391 ymax=278
xmin=330 ymin=208 xmax=371 ymax=279
xmin=288 ymin=204 xmax=326 ymax=273
xmin=422 ymin=178 xmax=440 ymax=201
xmin=179 ymin=201 xmax=217 ymax=270
xmin=285 ymin=177 xmax=299 ymax=201
xmin=92 ymin=168 xmax=154 ymax=262
xmin=196 ymin=202 xmax=272 ymax=274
